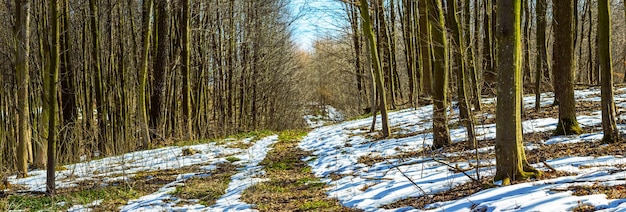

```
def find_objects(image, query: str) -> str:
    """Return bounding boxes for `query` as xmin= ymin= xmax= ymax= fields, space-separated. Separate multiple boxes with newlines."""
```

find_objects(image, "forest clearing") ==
xmin=4 ymin=0 xmax=626 ymax=211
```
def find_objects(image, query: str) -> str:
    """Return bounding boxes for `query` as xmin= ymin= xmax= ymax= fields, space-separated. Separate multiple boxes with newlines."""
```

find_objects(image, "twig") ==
xmin=385 ymin=159 xmax=428 ymax=196
xmin=432 ymin=158 xmax=479 ymax=183
xmin=542 ymin=161 xmax=558 ymax=173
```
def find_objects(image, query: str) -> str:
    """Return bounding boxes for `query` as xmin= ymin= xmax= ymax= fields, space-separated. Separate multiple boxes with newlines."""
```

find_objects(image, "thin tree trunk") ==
xmin=181 ymin=0 xmax=192 ymax=139
xmin=89 ymin=0 xmax=108 ymax=156
xmin=46 ymin=0 xmax=60 ymax=194
xmin=359 ymin=0 xmax=390 ymax=137
xmin=431 ymin=0 xmax=450 ymax=148
xmin=60 ymin=0 xmax=76 ymax=163
xmin=418 ymin=0 xmax=432 ymax=97
xmin=482 ymin=0 xmax=495 ymax=93
xmin=450 ymin=1 xmax=476 ymax=148
xmin=138 ymin=0 xmax=153 ymax=148
xmin=535 ymin=0 xmax=547 ymax=111
xmin=15 ymin=0 xmax=31 ymax=178
xmin=598 ymin=0 xmax=619 ymax=143
xmin=467 ymin=0 xmax=482 ymax=111
xmin=150 ymin=0 xmax=170 ymax=140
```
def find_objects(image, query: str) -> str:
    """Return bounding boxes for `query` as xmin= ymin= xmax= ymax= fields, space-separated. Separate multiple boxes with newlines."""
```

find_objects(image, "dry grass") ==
xmin=171 ymin=163 xmax=238 ymax=206
xmin=241 ymin=130 xmax=361 ymax=212
xmin=568 ymin=183 xmax=626 ymax=199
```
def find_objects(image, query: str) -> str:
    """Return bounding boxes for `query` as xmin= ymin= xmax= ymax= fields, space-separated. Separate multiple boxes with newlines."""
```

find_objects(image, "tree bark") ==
xmin=418 ymin=0 xmax=432 ymax=97
xmin=150 ymin=0 xmax=170 ymax=139
xmin=598 ymin=0 xmax=619 ymax=143
xmin=535 ymin=0 xmax=547 ymax=111
xmin=89 ymin=0 xmax=108 ymax=155
xmin=138 ymin=0 xmax=153 ymax=148
xmin=359 ymin=0 xmax=390 ymax=137
xmin=494 ymin=0 xmax=540 ymax=185
xmin=46 ymin=0 xmax=60 ymax=194
xmin=15 ymin=0 xmax=31 ymax=178
xmin=181 ymin=0 xmax=192 ymax=139
xmin=60 ymin=0 xmax=77 ymax=162
xmin=431 ymin=0 xmax=450 ymax=148
xmin=552 ymin=0 xmax=582 ymax=135
xmin=449 ymin=1 xmax=476 ymax=148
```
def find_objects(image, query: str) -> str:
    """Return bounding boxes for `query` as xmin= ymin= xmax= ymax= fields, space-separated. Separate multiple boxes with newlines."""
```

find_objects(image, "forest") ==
xmin=2 ymin=0 xmax=626 ymax=211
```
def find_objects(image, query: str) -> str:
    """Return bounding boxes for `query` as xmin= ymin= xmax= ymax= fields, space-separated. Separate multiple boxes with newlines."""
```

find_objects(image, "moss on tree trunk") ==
xmin=494 ymin=0 xmax=541 ymax=185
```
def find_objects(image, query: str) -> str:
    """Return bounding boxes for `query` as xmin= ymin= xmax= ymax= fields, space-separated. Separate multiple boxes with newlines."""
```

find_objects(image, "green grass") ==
xmin=278 ymin=130 xmax=308 ymax=143
xmin=225 ymin=156 xmax=241 ymax=162
xmin=4 ymin=185 xmax=141 ymax=211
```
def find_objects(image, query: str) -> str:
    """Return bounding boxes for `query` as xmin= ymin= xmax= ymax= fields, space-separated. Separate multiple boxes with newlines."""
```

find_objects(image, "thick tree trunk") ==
xmin=552 ymin=0 xmax=583 ymax=135
xmin=431 ymin=0 xmax=450 ymax=149
xmin=494 ymin=0 xmax=540 ymax=185
xmin=598 ymin=0 xmax=619 ymax=143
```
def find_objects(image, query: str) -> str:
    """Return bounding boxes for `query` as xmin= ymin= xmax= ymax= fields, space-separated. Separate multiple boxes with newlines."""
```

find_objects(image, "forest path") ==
xmin=240 ymin=130 xmax=359 ymax=211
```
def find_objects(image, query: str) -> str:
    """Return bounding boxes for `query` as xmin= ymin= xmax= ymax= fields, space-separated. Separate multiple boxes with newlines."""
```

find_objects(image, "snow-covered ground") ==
xmin=10 ymin=135 xmax=279 ymax=211
xmin=299 ymin=87 xmax=626 ymax=211
xmin=304 ymin=105 xmax=346 ymax=128
xmin=9 ymin=87 xmax=626 ymax=211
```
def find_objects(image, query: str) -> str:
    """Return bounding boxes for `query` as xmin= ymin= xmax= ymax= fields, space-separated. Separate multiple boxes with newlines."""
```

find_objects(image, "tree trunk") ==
xmin=34 ymin=0 xmax=48 ymax=169
xmin=623 ymin=0 xmax=626 ymax=83
xmin=431 ymin=0 xmax=450 ymax=149
xmin=418 ymin=0 xmax=432 ymax=97
xmin=494 ymin=0 xmax=540 ymax=185
xmin=138 ymin=0 xmax=153 ymax=148
xmin=181 ymin=0 xmax=192 ymax=139
xmin=60 ymin=0 xmax=77 ymax=163
xmin=552 ymin=0 xmax=582 ymax=135
xmin=89 ymin=0 xmax=108 ymax=156
xmin=449 ymin=1 xmax=476 ymax=148
xmin=598 ymin=0 xmax=619 ymax=143
xmin=15 ymin=0 xmax=31 ymax=178
xmin=400 ymin=0 xmax=417 ymax=106
xmin=359 ymin=0 xmax=390 ymax=137
xmin=467 ymin=0 xmax=482 ymax=111
xmin=150 ymin=0 xmax=170 ymax=140
xmin=46 ymin=0 xmax=60 ymax=194
xmin=482 ymin=0 xmax=496 ymax=93
xmin=535 ymin=0 xmax=547 ymax=111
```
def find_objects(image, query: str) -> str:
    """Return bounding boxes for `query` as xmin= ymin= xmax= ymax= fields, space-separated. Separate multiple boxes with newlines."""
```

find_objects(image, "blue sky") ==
xmin=289 ymin=0 xmax=348 ymax=52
